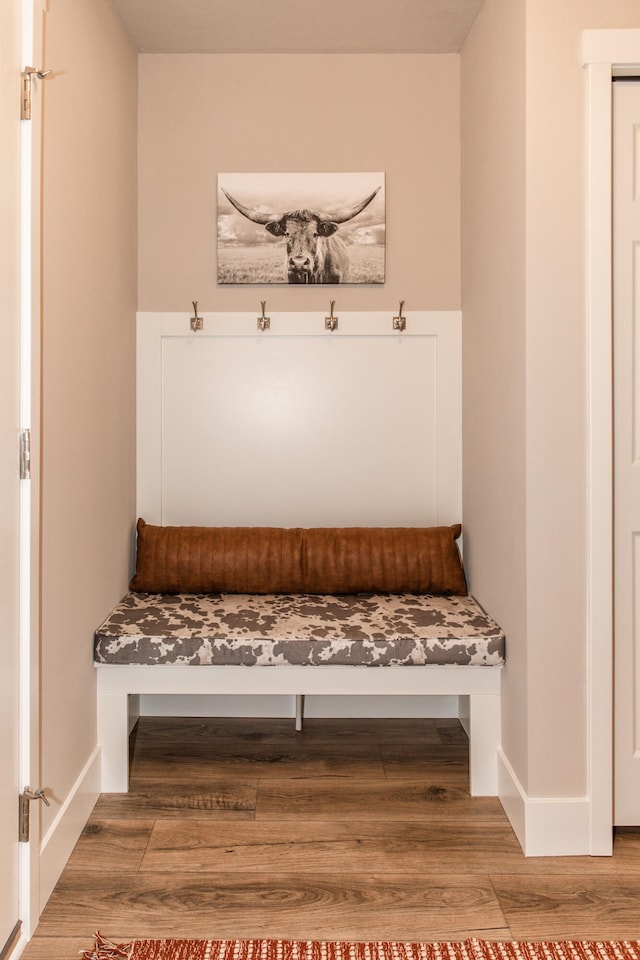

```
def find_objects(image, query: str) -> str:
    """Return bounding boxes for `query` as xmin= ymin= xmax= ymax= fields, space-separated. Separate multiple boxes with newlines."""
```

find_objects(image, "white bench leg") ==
xmin=295 ymin=694 xmax=304 ymax=731
xmin=467 ymin=693 xmax=501 ymax=796
xmin=98 ymin=692 xmax=130 ymax=792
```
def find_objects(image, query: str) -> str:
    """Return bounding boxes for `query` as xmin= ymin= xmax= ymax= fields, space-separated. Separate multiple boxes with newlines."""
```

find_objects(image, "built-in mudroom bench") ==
xmin=95 ymin=520 xmax=505 ymax=793
xmin=94 ymin=311 xmax=505 ymax=797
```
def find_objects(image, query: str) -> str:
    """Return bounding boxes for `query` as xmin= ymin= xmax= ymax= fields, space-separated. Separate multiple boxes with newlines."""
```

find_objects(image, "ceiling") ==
xmin=109 ymin=0 xmax=485 ymax=54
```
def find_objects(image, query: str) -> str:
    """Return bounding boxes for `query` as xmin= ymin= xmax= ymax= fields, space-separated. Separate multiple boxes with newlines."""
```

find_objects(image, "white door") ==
xmin=613 ymin=78 xmax=640 ymax=825
xmin=0 ymin=0 xmax=42 ymax=945
xmin=0 ymin=0 xmax=25 ymax=949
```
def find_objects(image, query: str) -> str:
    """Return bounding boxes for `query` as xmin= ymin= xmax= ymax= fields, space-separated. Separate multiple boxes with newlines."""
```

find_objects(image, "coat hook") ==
xmin=325 ymin=300 xmax=338 ymax=332
xmin=258 ymin=300 xmax=270 ymax=332
xmin=393 ymin=300 xmax=406 ymax=332
xmin=190 ymin=300 xmax=203 ymax=332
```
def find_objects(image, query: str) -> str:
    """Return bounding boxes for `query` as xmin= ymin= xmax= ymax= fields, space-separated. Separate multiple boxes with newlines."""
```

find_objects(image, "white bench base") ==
xmin=96 ymin=663 xmax=502 ymax=796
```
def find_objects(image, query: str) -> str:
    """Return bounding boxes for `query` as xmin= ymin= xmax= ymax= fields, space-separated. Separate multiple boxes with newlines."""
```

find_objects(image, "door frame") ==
xmin=582 ymin=29 xmax=640 ymax=854
xmin=17 ymin=0 xmax=43 ymax=944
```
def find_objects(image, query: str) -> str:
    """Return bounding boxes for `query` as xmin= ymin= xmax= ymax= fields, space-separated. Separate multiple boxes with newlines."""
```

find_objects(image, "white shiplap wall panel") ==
xmin=137 ymin=311 xmax=462 ymax=529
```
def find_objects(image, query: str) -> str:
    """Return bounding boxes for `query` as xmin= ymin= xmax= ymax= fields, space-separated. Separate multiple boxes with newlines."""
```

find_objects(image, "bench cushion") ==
xmin=128 ymin=521 xmax=468 ymax=596
xmin=94 ymin=592 xmax=505 ymax=667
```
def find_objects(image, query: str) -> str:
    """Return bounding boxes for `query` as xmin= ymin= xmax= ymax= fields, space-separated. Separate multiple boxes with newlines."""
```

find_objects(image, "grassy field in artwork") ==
xmin=348 ymin=245 xmax=385 ymax=284
xmin=217 ymin=244 xmax=385 ymax=284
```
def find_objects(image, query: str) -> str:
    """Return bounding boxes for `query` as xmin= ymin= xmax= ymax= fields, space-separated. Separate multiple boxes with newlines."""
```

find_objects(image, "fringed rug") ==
xmin=82 ymin=934 xmax=640 ymax=960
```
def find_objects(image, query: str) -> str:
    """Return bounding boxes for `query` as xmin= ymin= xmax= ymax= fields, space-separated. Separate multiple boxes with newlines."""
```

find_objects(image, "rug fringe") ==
xmin=79 ymin=937 xmax=640 ymax=960
xmin=81 ymin=932 xmax=134 ymax=960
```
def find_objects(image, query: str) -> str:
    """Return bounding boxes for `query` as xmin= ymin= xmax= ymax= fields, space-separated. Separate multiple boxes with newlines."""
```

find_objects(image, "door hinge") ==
xmin=21 ymin=66 xmax=51 ymax=120
xmin=19 ymin=787 xmax=50 ymax=843
xmin=20 ymin=429 xmax=31 ymax=480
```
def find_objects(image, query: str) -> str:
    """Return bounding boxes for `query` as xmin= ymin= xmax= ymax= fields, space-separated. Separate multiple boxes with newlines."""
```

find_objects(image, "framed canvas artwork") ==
xmin=217 ymin=172 xmax=385 ymax=285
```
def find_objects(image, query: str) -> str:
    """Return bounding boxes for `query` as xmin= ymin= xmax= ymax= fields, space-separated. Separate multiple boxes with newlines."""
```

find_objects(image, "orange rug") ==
xmin=82 ymin=934 xmax=640 ymax=960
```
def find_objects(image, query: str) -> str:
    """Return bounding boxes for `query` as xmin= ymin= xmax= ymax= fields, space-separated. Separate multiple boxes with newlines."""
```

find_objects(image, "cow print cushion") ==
xmin=94 ymin=592 xmax=505 ymax=667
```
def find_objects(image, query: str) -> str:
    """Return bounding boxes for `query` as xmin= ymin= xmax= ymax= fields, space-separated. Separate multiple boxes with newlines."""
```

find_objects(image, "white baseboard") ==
xmin=39 ymin=746 xmax=101 ymax=908
xmin=139 ymin=693 xmax=459 ymax=719
xmin=498 ymin=748 xmax=593 ymax=856
xmin=3 ymin=927 xmax=26 ymax=960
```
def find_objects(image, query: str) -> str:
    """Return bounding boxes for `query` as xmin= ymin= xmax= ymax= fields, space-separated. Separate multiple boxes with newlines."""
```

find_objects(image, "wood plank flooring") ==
xmin=24 ymin=717 xmax=640 ymax=960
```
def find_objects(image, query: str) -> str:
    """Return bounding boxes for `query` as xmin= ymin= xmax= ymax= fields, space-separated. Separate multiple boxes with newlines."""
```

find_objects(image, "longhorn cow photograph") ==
xmin=217 ymin=173 xmax=385 ymax=285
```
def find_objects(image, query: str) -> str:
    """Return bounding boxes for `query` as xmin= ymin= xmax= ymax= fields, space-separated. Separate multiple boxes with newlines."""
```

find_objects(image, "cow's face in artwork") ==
xmin=266 ymin=213 xmax=339 ymax=283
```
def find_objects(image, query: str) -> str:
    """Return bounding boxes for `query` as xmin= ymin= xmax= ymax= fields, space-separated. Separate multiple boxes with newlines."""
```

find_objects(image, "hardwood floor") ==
xmin=24 ymin=717 xmax=640 ymax=960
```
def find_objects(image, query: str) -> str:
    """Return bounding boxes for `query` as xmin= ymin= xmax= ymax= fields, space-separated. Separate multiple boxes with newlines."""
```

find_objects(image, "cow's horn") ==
xmin=221 ymin=187 xmax=280 ymax=225
xmin=324 ymin=187 xmax=381 ymax=224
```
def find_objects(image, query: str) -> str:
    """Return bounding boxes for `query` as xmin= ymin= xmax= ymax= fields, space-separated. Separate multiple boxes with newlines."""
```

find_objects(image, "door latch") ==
xmin=19 ymin=787 xmax=50 ymax=842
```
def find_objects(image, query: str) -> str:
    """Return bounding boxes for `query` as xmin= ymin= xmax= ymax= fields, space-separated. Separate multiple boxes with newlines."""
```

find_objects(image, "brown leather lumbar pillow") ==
xmin=129 ymin=518 xmax=468 ymax=596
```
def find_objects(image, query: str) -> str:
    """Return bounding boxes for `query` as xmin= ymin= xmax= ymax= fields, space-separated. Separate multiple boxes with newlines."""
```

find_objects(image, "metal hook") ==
xmin=190 ymin=300 xmax=203 ymax=332
xmin=393 ymin=300 xmax=406 ymax=332
xmin=325 ymin=300 xmax=338 ymax=332
xmin=258 ymin=300 xmax=270 ymax=332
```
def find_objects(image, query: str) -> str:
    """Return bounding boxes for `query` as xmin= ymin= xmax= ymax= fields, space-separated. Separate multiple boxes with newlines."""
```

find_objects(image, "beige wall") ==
xmin=523 ymin=0 xmax=640 ymax=796
xmin=461 ymin=0 xmax=528 ymax=786
xmin=41 ymin=0 xmax=137 ymax=840
xmin=138 ymin=54 xmax=460 ymax=312
xmin=462 ymin=0 xmax=640 ymax=799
